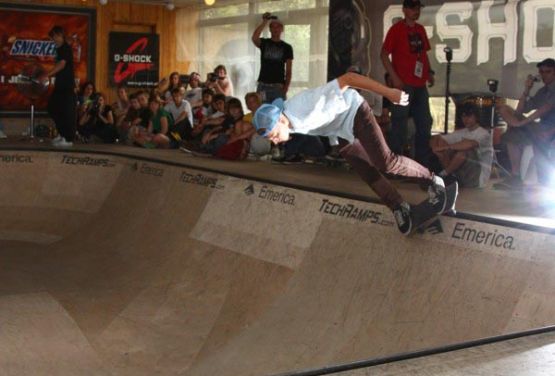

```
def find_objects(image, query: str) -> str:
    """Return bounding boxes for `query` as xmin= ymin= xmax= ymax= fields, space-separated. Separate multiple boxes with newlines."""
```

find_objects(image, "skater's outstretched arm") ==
xmin=336 ymin=72 xmax=409 ymax=106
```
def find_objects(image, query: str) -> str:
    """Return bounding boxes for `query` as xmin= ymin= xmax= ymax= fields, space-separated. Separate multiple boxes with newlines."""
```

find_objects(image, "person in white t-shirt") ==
xmin=430 ymin=103 xmax=493 ymax=188
xmin=165 ymin=88 xmax=193 ymax=127
xmin=252 ymin=72 xmax=453 ymax=235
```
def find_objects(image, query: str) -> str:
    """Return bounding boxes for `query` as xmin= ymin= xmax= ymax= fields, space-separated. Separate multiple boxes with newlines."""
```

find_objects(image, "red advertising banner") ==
xmin=0 ymin=3 xmax=95 ymax=114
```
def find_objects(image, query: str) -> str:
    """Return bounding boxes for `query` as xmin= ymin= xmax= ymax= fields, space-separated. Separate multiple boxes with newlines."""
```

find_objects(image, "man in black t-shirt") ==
xmin=251 ymin=13 xmax=293 ymax=104
xmin=47 ymin=26 xmax=76 ymax=147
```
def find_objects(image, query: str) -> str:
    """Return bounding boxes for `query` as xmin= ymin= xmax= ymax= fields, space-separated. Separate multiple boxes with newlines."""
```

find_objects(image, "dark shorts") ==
xmin=501 ymin=123 xmax=555 ymax=147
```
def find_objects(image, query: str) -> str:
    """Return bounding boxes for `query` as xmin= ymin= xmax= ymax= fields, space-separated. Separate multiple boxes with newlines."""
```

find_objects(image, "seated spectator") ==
xmin=160 ymin=71 xmax=182 ymax=103
xmin=192 ymin=93 xmax=226 ymax=138
xmin=193 ymin=88 xmax=214 ymax=127
xmin=77 ymin=81 xmax=97 ymax=120
xmin=78 ymin=93 xmax=118 ymax=143
xmin=430 ymin=103 xmax=493 ymax=188
xmin=496 ymin=58 xmax=555 ymax=188
xmin=244 ymin=92 xmax=272 ymax=157
xmin=184 ymin=72 xmax=203 ymax=109
xmin=112 ymin=86 xmax=130 ymax=127
xmin=164 ymin=87 xmax=193 ymax=142
xmin=133 ymin=97 xmax=173 ymax=149
xmin=206 ymin=64 xmax=233 ymax=97
xmin=137 ymin=90 xmax=153 ymax=128
xmin=119 ymin=93 xmax=141 ymax=143
xmin=198 ymin=97 xmax=253 ymax=160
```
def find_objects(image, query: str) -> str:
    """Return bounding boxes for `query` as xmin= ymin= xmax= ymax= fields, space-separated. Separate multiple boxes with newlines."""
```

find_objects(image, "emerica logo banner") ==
xmin=108 ymin=32 xmax=159 ymax=88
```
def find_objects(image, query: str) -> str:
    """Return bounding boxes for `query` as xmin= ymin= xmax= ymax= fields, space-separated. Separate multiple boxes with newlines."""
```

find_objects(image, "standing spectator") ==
xmin=252 ymin=13 xmax=293 ymax=103
xmin=112 ymin=86 xmax=129 ymax=127
xmin=381 ymin=0 xmax=435 ymax=166
xmin=47 ymin=25 xmax=77 ymax=147
xmin=495 ymin=58 xmax=555 ymax=188
xmin=430 ymin=103 xmax=493 ymax=188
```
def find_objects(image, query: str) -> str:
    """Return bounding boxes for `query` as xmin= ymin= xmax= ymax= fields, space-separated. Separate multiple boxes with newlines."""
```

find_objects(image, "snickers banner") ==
xmin=109 ymin=32 xmax=159 ymax=88
xmin=0 ymin=3 xmax=94 ymax=114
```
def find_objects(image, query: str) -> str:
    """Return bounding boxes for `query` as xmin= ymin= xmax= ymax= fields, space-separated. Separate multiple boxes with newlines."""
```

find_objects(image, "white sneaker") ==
xmin=0 ymin=129 xmax=7 ymax=139
xmin=428 ymin=175 xmax=447 ymax=214
xmin=51 ymin=135 xmax=63 ymax=145
xmin=53 ymin=138 xmax=73 ymax=148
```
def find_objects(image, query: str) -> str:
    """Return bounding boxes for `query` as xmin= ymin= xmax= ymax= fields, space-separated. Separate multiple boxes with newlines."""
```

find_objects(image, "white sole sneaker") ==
xmin=53 ymin=140 xmax=73 ymax=148
xmin=51 ymin=136 xmax=63 ymax=145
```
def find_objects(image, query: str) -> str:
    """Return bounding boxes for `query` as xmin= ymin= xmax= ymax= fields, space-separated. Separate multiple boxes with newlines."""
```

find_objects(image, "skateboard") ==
xmin=410 ymin=181 xmax=458 ymax=235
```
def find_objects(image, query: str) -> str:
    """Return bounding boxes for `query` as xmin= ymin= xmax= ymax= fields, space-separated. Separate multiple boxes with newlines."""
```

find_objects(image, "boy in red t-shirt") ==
xmin=380 ymin=0 xmax=435 ymax=167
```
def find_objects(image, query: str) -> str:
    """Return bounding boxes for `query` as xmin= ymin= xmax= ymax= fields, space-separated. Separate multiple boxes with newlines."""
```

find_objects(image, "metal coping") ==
xmin=274 ymin=325 xmax=555 ymax=376
xmin=1 ymin=145 xmax=555 ymax=235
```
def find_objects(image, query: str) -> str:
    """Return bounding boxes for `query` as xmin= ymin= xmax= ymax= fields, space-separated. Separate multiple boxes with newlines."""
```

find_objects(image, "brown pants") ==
xmin=339 ymin=102 xmax=433 ymax=210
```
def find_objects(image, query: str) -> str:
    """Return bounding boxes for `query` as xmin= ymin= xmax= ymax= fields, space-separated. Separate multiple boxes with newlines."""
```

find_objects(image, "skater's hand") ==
xmin=390 ymin=89 xmax=409 ymax=106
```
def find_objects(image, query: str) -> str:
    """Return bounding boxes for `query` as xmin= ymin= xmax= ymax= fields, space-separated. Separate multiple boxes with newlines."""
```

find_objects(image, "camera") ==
xmin=263 ymin=12 xmax=278 ymax=20
xmin=207 ymin=73 xmax=218 ymax=82
xmin=179 ymin=74 xmax=190 ymax=85
xmin=487 ymin=79 xmax=498 ymax=93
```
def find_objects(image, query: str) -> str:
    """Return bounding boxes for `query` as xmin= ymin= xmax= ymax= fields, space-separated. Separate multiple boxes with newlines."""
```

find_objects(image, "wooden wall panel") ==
xmin=3 ymin=0 xmax=179 ymax=102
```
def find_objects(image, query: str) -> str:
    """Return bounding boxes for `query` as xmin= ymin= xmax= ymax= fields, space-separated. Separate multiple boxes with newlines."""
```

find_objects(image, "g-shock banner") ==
xmin=0 ymin=3 xmax=94 ymax=114
xmin=329 ymin=0 xmax=555 ymax=98
xmin=109 ymin=32 xmax=159 ymax=88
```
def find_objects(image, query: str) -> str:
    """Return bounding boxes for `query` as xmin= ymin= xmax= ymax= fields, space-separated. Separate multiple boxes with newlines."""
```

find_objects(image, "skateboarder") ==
xmin=253 ymin=72 xmax=453 ymax=235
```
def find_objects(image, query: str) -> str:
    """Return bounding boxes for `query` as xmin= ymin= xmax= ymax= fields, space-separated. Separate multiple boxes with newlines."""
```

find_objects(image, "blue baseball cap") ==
xmin=253 ymin=98 xmax=284 ymax=137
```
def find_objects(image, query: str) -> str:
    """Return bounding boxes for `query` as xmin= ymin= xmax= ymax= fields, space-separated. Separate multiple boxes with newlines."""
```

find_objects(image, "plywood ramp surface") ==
xmin=1 ymin=150 xmax=554 ymax=376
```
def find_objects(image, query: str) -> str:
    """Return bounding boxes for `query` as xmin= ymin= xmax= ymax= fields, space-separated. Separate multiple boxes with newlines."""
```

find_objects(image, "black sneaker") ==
xmin=282 ymin=154 xmax=304 ymax=165
xmin=428 ymin=175 xmax=447 ymax=214
xmin=393 ymin=202 xmax=412 ymax=235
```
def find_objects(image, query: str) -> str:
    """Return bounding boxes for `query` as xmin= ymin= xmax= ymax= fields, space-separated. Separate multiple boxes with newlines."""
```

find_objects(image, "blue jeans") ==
xmin=390 ymin=85 xmax=433 ymax=166
xmin=257 ymin=83 xmax=285 ymax=104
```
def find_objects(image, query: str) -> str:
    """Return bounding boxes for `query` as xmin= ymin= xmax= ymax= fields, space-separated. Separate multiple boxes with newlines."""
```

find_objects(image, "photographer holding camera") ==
xmin=78 ymin=93 xmax=117 ymax=143
xmin=496 ymin=58 xmax=555 ymax=189
xmin=206 ymin=65 xmax=233 ymax=97
xmin=252 ymin=12 xmax=293 ymax=103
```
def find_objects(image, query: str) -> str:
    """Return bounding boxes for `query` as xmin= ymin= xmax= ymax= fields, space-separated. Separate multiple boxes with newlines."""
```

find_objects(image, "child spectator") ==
xmin=200 ymin=97 xmax=253 ymax=159
xmin=77 ymin=81 xmax=96 ymax=122
xmin=133 ymin=97 xmax=173 ymax=149
xmin=164 ymin=87 xmax=193 ymax=142
xmin=162 ymin=71 xmax=182 ymax=103
xmin=430 ymin=103 xmax=493 ymax=188
xmin=119 ymin=93 xmax=141 ymax=143
xmin=193 ymin=88 xmax=215 ymax=127
xmin=193 ymin=93 xmax=226 ymax=138
xmin=184 ymin=72 xmax=203 ymax=108
xmin=244 ymin=92 xmax=272 ymax=157
xmin=112 ymin=86 xmax=130 ymax=128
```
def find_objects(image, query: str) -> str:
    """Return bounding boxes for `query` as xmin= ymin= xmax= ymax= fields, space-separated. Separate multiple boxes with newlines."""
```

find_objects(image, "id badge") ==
xmin=414 ymin=61 xmax=423 ymax=78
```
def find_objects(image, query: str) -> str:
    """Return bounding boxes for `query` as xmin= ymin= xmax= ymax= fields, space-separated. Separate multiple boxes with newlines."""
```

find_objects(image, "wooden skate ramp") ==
xmin=1 ymin=149 xmax=555 ymax=376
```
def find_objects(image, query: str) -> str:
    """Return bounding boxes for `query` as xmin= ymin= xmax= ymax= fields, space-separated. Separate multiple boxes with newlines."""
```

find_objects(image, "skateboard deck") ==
xmin=410 ymin=181 xmax=458 ymax=234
